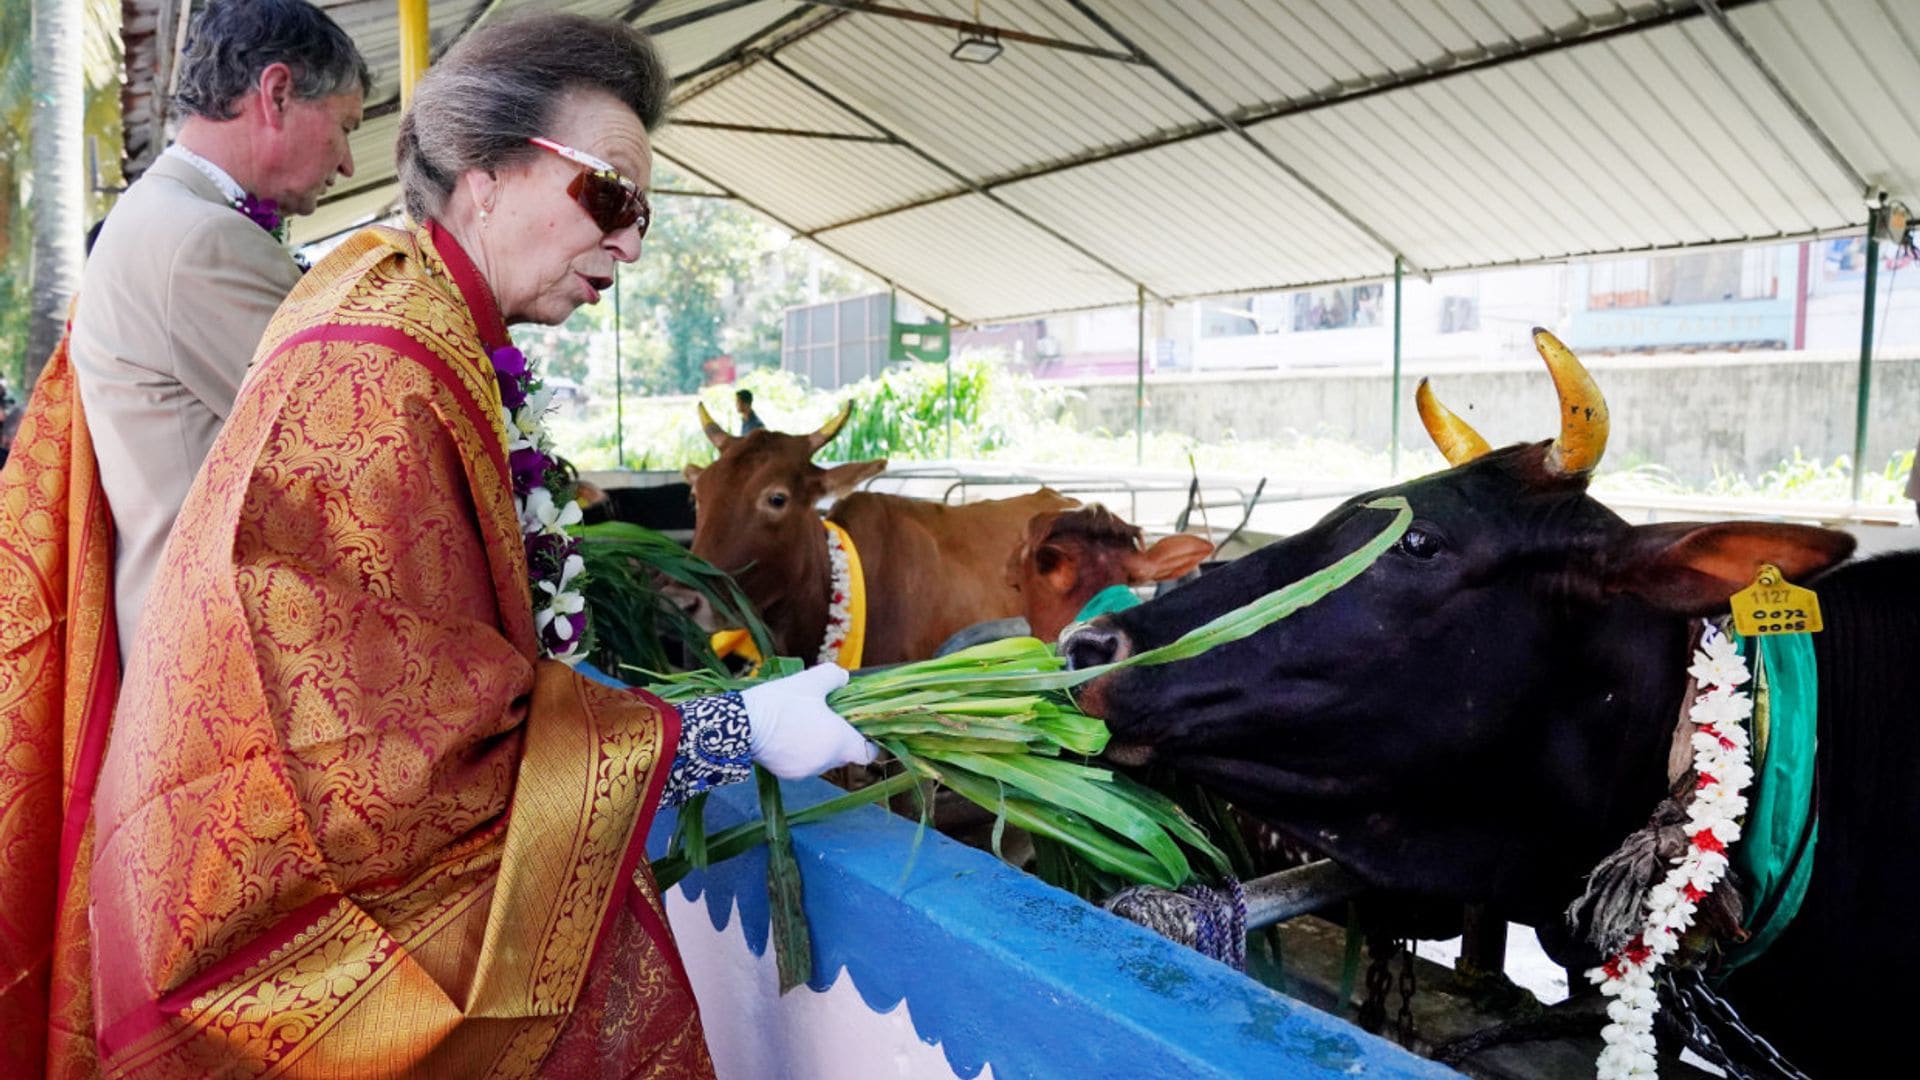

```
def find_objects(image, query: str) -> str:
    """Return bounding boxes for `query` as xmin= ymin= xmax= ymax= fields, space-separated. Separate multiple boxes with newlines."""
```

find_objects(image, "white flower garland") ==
xmin=499 ymin=379 xmax=586 ymax=665
xmin=819 ymin=521 xmax=854 ymax=666
xmin=1590 ymin=621 xmax=1755 ymax=1079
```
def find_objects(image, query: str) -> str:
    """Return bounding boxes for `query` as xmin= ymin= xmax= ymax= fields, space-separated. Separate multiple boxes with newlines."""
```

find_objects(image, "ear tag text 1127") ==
xmin=1731 ymin=563 xmax=1823 ymax=636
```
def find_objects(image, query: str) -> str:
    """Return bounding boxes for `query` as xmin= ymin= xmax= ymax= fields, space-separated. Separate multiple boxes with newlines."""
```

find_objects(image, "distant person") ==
xmin=737 ymin=386 xmax=765 ymax=434
xmin=71 ymin=0 xmax=368 ymax=653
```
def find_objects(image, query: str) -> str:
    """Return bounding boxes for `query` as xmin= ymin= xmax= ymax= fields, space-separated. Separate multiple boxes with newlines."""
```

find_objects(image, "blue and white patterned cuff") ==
xmin=661 ymin=691 xmax=754 ymax=808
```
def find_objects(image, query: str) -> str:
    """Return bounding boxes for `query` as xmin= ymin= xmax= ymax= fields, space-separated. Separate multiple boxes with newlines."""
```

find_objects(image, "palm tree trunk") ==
xmin=25 ymin=0 xmax=84 ymax=393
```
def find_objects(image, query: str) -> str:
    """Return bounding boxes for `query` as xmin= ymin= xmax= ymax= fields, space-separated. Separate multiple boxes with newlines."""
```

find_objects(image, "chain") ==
xmin=1395 ymin=937 xmax=1418 ymax=1045
xmin=1357 ymin=936 xmax=1394 ymax=1034
xmin=1659 ymin=968 xmax=1812 ymax=1080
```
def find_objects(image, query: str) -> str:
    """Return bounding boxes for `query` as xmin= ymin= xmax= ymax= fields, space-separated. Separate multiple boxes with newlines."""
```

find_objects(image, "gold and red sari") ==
xmin=86 ymin=222 xmax=711 ymax=1077
xmin=0 ymin=328 xmax=121 ymax=1078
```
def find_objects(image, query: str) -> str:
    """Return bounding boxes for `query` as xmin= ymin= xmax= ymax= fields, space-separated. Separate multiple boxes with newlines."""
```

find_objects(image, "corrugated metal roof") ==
xmin=129 ymin=0 xmax=1920 ymax=322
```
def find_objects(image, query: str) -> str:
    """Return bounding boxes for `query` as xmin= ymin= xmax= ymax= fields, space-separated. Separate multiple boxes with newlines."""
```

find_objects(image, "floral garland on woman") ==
xmin=490 ymin=344 xmax=587 ymax=663
xmin=1590 ymin=622 xmax=1755 ymax=1078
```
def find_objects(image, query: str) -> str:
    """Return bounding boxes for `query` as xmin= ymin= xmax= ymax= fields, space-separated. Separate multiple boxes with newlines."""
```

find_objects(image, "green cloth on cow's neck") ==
xmin=1075 ymin=584 xmax=1142 ymax=623
xmin=1721 ymin=630 xmax=1819 ymax=975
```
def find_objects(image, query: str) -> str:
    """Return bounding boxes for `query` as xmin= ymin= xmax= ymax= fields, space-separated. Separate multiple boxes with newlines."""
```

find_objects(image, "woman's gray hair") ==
xmin=173 ymin=0 xmax=371 ymax=121
xmin=396 ymin=14 xmax=671 ymax=222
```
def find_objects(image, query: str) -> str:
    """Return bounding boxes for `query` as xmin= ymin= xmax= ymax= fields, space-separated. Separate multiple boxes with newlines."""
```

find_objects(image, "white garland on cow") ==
xmin=1589 ymin=622 xmax=1755 ymax=1079
xmin=820 ymin=521 xmax=854 ymax=666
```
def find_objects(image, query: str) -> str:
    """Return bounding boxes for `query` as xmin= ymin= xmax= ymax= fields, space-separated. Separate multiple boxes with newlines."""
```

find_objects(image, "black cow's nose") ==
xmin=1063 ymin=623 xmax=1129 ymax=670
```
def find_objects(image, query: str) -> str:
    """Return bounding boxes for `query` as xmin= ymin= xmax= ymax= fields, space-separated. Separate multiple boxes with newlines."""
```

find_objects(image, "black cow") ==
xmin=1067 ymin=329 xmax=1915 ymax=1074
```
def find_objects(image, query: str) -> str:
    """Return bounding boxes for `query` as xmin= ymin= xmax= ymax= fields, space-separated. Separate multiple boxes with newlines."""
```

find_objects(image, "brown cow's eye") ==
xmin=767 ymin=491 xmax=789 ymax=510
xmin=1398 ymin=527 xmax=1443 ymax=559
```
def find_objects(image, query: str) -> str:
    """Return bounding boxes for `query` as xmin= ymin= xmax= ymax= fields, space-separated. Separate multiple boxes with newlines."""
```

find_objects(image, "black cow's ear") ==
xmin=1605 ymin=521 xmax=1856 ymax=614
xmin=820 ymin=458 xmax=887 ymax=497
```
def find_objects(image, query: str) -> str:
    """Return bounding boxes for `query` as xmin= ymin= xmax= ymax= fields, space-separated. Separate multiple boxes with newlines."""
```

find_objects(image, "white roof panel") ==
xmin=653 ymin=125 xmax=957 ymax=233
xmin=116 ymin=0 xmax=1917 ymax=323
xmin=823 ymin=194 xmax=1137 ymax=319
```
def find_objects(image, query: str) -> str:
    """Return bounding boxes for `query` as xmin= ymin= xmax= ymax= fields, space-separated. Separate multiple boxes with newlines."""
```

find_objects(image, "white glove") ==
xmin=741 ymin=663 xmax=877 ymax=779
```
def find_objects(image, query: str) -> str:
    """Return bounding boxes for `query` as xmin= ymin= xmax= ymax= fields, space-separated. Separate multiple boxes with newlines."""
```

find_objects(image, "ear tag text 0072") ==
xmin=1731 ymin=563 xmax=1823 ymax=636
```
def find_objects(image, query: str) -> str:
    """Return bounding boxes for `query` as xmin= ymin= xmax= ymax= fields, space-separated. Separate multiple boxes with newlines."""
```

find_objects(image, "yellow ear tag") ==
xmin=1731 ymin=564 xmax=1823 ymax=636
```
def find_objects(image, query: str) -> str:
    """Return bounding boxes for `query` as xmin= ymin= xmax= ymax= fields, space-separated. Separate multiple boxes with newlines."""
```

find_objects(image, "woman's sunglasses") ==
xmin=528 ymin=137 xmax=650 ymax=237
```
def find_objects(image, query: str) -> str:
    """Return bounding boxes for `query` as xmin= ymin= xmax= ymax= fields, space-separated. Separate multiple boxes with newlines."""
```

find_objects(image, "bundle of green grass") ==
xmin=632 ymin=497 xmax=1413 ymax=893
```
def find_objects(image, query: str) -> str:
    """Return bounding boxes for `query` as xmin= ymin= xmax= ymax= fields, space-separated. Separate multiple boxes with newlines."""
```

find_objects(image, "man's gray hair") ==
xmin=173 ymin=0 xmax=371 ymax=121
xmin=396 ymin=14 xmax=670 ymax=222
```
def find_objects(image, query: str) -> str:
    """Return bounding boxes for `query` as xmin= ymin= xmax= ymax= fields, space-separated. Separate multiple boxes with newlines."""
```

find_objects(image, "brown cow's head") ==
xmin=1006 ymin=505 xmax=1213 ymax=642
xmin=1066 ymin=330 xmax=1855 ymax=920
xmin=684 ymin=402 xmax=886 ymax=657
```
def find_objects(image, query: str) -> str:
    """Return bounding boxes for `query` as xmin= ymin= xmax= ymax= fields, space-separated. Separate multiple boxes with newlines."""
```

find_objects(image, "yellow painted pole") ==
xmin=399 ymin=0 xmax=430 ymax=108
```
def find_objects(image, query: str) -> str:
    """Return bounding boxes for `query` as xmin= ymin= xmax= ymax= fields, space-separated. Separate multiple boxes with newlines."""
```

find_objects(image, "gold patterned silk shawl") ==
xmin=0 ymin=330 xmax=120 ymax=1079
xmin=86 ymin=223 xmax=712 ymax=1078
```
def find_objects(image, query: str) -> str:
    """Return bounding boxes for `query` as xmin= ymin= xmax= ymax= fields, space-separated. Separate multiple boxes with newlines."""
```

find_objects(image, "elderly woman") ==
xmin=87 ymin=15 xmax=869 ymax=1076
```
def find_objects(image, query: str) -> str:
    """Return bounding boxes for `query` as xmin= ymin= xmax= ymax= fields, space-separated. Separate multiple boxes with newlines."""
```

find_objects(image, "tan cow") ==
xmin=684 ymin=403 xmax=1075 ymax=666
xmin=1005 ymin=505 xmax=1213 ymax=642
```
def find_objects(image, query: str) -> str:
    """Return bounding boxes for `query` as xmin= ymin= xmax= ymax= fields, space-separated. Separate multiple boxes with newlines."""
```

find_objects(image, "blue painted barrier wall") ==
xmin=644 ymin=775 xmax=1458 ymax=1078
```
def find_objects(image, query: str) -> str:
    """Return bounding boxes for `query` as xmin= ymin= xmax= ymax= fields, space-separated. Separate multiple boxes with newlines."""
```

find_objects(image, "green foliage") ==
xmin=570 ymin=520 xmax=774 ymax=676
xmin=1594 ymin=447 xmax=1916 ymax=505
xmin=549 ymin=351 xmax=1076 ymax=472
xmin=1 ymin=0 xmax=124 ymax=390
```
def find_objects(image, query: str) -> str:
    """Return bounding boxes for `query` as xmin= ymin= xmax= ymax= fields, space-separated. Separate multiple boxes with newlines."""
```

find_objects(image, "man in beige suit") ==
xmin=72 ymin=0 xmax=369 ymax=652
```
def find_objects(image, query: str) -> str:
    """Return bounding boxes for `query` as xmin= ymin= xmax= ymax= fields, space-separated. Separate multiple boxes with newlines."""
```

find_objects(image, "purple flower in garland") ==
xmin=490 ymin=346 xmax=528 ymax=380
xmin=490 ymin=346 xmax=529 ymax=410
xmin=238 ymin=194 xmax=281 ymax=234
xmin=541 ymin=609 xmax=588 ymax=654
xmin=525 ymin=530 xmax=573 ymax=574
xmin=510 ymin=445 xmax=551 ymax=496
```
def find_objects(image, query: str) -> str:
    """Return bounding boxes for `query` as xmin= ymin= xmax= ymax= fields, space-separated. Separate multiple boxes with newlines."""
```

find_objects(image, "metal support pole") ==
xmin=1136 ymin=285 xmax=1146 ymax=467
xmin=944 ymin=313 xmax=954 ymax=460
xmin=398 ymin=0 xmax=430 ymax=109
xmin=1852 ymin=206 xmax=1884 ymax=503
xmin=613 ymin=266 xmax=625 ymax=468
xmin=1390 ymin=257 xmax=1404 ymax=479
xmin=1244 ymin=860 xmax=1368 ymax=931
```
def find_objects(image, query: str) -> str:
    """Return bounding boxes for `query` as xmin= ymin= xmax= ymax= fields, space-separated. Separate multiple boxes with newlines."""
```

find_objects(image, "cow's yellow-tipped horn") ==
xmin=697 ymin=401 xmax=735 ymax=451
xmin=808 ymin=401 xmax=854 ymax=453
xmin=1415 ymin=378 xmax=1492 ymax=466
xmin=1535 ymin=328 xmax=1608 ymax=474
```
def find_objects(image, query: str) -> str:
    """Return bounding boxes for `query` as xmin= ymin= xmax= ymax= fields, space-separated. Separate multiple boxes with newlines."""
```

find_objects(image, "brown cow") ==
xmin=1006 ymin=505 xmax=1214 ymax=642
xmin=683 ymin=403 xmax=1076 ymax=666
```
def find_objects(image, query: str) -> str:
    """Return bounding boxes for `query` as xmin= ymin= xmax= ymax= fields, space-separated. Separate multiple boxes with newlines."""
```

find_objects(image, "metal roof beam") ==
xmin=1694 ymin=0 xmax=1873 ymax=198
xmin=763 ymin=54 xmax=1165 ymax=304
xmin=805 ymin=0 xmax=1776 ymax=250
xmin=672 ymin=8 xmax=847 ymax=104
xmin=673 ymin=119 xmax=898 ymax=143
xmin=640 ymin=0 xmax=767 ymax=37
xmin=799 ymin=0 xmax=1140 ymax=64
xmin=1062 ymin=0 xmax=1425 ymax=279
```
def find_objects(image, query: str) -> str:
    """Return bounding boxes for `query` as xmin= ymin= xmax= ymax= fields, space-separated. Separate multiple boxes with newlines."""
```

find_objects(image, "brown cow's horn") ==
xmin=697 ymin=402 xmax=734 ymax=451
xmin=1415 ymin=378 xmax=1492 ymax=466
xmin=1535 ymin=327 xmax=1608 ymax=474
xmin=808 ymin=401 xmax=853 ymax=452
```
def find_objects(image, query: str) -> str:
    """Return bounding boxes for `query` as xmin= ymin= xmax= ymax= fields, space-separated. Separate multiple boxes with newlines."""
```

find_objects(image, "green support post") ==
xmin=945 ymin=313 xmax=954 ymax=460
xmin=1390 ymin=257 xmax=1404 ymax=479
xmin=1851 ymin=207 xmax=1883 ymax=504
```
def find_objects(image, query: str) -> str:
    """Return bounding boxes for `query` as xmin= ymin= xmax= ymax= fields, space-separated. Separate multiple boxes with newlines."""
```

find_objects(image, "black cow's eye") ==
xmin=1398 ymin=527 xmax=1443 ymax=559
xmin=767 ymin=491 xmax=789 ymax=510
